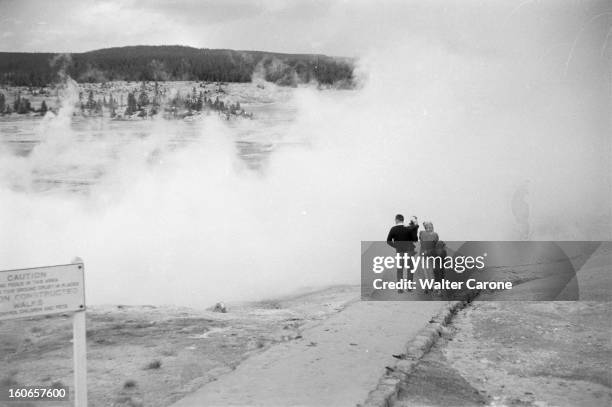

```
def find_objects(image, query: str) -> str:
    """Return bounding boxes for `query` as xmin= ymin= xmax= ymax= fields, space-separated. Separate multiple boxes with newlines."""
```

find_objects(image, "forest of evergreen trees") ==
xmin=0 ymin=46 xmax=354 ymax=87
xmin=75 ymin=82 xmax=254 ymax=120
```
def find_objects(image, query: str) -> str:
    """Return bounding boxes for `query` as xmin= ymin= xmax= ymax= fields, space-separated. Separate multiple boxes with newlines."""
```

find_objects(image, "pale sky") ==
xmin=0 ymin=0 xmax=610 ymax=59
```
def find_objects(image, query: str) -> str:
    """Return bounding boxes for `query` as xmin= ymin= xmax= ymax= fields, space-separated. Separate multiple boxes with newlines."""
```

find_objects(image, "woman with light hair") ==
xmin=419 ymin=221 xmax=439 ymax=295
xmin=419 ymin=221 xmax=438 ymax=254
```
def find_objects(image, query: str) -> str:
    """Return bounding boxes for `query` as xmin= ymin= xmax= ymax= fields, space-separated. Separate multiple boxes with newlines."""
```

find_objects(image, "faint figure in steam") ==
xmin=512 ymin=181 xmax=530 ymax=240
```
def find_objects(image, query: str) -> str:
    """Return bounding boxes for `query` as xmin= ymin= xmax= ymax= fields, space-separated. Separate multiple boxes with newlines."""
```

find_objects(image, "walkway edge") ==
xmin=359 ymin=294 xmax=478 ymax=407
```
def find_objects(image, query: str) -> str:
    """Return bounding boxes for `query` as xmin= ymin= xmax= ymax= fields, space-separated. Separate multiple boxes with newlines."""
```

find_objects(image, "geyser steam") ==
xmin=1 ymin=15 xmax=610 ymax=306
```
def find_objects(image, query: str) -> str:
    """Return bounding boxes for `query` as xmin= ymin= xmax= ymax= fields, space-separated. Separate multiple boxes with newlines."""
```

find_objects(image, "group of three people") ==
xmin=386 ymin=214 xmax=444 ymax=294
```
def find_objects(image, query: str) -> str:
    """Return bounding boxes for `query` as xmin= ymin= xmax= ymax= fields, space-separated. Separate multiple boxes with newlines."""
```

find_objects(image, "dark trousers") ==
xmin=396 ymin=249 xmax=415 ymax=286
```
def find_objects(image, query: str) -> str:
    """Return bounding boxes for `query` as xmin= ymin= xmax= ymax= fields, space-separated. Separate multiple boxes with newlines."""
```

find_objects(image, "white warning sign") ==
xmin=0 ymin=263 xmax=85 ymax=321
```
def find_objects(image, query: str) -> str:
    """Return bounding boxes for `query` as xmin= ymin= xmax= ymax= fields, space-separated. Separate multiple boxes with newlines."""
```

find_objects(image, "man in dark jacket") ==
xmin=387 ymin=214 xmax=419 ymax=292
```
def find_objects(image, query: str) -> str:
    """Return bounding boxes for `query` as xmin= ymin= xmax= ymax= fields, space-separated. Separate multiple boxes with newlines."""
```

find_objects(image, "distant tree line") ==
xmin=0 ymin=46 xmax=355 ymax=87
xmin=0 ymin=81 xmax=253 ymax=119
xmin=0 ymin=92 xmax=48 ymax=115
xmin=74 ymin=82 xmax=253 ymax=120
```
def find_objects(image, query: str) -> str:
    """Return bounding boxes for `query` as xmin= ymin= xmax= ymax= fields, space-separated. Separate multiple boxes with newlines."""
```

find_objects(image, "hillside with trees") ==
xmin=0 ymin=46 xmax=354 ymax=87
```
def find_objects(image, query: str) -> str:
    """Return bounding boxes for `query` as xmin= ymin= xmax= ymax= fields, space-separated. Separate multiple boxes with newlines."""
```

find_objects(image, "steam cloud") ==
xmin=1 ymin=9 xmax=610 ymax=307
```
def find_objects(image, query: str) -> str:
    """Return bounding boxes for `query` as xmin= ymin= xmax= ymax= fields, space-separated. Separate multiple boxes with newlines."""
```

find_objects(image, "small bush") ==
xmin=144 ymin=359 xmax=162 ymax=370
xmin=51 ymin=380 xmax=65 ymax=389
xmin=123 ymin=379 xmax=137 ymax=389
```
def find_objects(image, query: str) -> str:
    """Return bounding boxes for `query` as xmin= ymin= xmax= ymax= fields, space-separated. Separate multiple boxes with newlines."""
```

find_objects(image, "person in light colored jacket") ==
xmin=419 ymin=221 xmax=439 ymax=294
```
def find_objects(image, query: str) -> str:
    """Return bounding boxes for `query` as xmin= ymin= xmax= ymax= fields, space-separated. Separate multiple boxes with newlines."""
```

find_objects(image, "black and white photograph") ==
xmin=0 ymin=1 xmax=610 ymax=406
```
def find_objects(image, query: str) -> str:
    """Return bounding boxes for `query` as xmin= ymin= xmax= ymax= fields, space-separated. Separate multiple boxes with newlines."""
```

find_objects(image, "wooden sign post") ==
xmin=73 ymin=308 xmax=87 ymax=406
xmin=0 ymin=262 xmax=87 ymax=406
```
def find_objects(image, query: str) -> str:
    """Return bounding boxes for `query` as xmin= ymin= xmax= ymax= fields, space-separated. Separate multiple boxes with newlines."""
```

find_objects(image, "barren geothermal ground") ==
xmin=395 ymin=301 xmax=612 ymax=407
xmin=0 ymin=286 xmax=359 ymax=407
xmin=394 ymin=244 xmax=612 ymax=407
